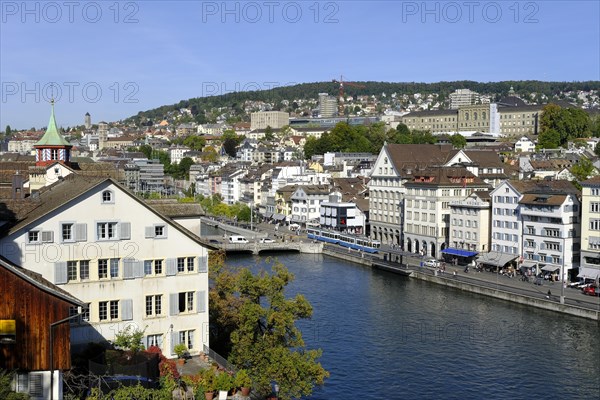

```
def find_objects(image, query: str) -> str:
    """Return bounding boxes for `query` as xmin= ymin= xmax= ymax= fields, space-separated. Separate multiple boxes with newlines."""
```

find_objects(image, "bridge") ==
xmin=199 ymin=235 xmax=323 ymax=255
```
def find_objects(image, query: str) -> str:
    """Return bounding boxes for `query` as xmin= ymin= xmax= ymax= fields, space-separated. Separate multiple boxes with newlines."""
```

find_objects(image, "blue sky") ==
xmin=1 ymin=0 xmax=599 ymax=130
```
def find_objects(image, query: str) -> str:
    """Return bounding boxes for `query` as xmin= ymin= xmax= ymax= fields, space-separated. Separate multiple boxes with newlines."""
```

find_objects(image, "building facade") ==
xmin=250 ymin=111 xmax=290 ymax=130
xmin=580 ymin=177 xmax=600 ymax=281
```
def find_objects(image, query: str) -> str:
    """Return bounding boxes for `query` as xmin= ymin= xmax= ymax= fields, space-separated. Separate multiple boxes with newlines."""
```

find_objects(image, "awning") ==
xmin=442 ymin=248 xmax=478 ymax=257
xmin=273 ymin=213 xmax=286 ymax=221
xmin=264 ymin=212 xmax=273 ymax=219
xmin=541 ymin=265 xmax=560 ymax=272
xmin=477 ymin=252 xmax=518 ymax=267
xmin=577 ymin=267 xmax=600 ymax=280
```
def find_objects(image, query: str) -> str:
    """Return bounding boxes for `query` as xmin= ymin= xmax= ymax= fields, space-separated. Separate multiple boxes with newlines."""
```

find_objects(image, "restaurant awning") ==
xmin=265 ymin=212 xmax=273 ymax=219
xmin=541 ymin=265 xmax=560 ymax=272
xmin=577 ymin=267 xmax=600 ymax=280
xmin=476 ymin=252 xmax=518 ymax=267
xmin=442 ymin=248 xmax=478 ymax=257
xmin=273 ymin=213 xmax=286 ymax=221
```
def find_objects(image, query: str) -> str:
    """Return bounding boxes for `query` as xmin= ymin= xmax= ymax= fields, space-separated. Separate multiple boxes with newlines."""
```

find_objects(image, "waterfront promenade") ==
xmin=206 ymin=219 xmax=600 ymax=321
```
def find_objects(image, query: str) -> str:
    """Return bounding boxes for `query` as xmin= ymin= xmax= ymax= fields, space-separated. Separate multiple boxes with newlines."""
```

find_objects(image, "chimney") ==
xmin=12 ymin=172 xmax=25 ymax=200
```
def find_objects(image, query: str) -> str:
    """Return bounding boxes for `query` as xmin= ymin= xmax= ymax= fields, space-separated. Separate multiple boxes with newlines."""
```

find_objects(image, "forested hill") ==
xmin=126 ymin=80 xmax=599 ymax=124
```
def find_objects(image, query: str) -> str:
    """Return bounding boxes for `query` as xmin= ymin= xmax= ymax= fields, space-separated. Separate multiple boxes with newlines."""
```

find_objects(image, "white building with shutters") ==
xmin=0 ymin=175 xmax=210 ymax=357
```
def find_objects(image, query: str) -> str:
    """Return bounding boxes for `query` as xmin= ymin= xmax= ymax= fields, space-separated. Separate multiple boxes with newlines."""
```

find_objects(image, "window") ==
xmin=177 ymin=258 xmax=186 ymax=273
xmin=80 ymin=260 xmax=90 ymax=280
xmin=154 ymin=260 xmax=163 ymax=274
xmin=179 ymin=330 xmax=195 ymax=350
xmin=144 ymin=259 xmax=163 ymax=276
xmin=146 ymin=295 xmax=163 ymax=317
xmin=67 ymin=261 xmax=77 ymax=282
xmin=28 ymin=230 xmax=40 ymax=243
xmin=187 ymin=257 xmax=194 ymax=272
xmin=102 ymin=190 xmax=113 ymax=203
xmin=97 ymin=222 xmax=117 ymax=240
xmin=98 ymin=259 xmax=108 ymax=279
xmin=99 ymin=301 xmax=108 ymax=321
xmin=110 ymin=300 xmax=119 ymax=320
xmin=62 ymin=223 xmax=73 ymax=241
xmin=147 ymin=334 xmax=163 ymax=347
xmin=110 ymin=258 xmax=119 ymax=278
xmin=590 ymin=219 xmax=600 ymax=231
xmin=178 ymin=291 xmax=194 ymax=313
xmin=592 ymin=188 xmax=599 ymax=196
xmin=591 ymin=203 xmax=600 ymax=213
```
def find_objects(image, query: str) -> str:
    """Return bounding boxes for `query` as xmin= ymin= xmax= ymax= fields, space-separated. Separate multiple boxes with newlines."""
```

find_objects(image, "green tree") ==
xmin=537 ymin=128 xmax=561 ymax=149
xmin=450 ymin=133 xmax=467 ymax=149
xmin=114 ymin=325 xmax=146 ymax=353
xmin=540 ymin=103 xmax=591 ymax=146
xmin=178 ymin=157 xmax=194 ymax=178
xmin=5 ymin=125 xmax=12 ymax=136
xmin=594 ymin=142 xmax=600 ymax=157
xmin=210 ymin=259 xmax=329 ymax=400
xmin=570 ymin=157 xmax=595 ymax=181
xmin=183 ymin=135 xmax=206 ymax=151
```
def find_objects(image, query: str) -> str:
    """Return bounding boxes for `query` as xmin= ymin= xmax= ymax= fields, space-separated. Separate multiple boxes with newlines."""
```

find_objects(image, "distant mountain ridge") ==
xmin=126 ymin=80 xmax=599 ymax=124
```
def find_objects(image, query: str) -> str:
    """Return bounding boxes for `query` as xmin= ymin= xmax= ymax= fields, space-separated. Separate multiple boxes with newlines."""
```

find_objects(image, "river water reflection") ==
xmin=222 ymin=250 xmax=600 ymax=399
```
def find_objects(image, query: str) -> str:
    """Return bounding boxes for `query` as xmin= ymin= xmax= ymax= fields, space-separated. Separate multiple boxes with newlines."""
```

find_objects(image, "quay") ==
xmin=205 ymin=219 xmax=600 ymax=321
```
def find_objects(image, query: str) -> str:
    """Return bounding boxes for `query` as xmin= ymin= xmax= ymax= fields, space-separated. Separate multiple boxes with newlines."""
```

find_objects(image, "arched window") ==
xmin=465 ymin=112 xmax=469 ymax=121
xmin=102 ymin=190 xmax=114 ymax=203
xmin=474 ymin=112 xmax=478 ymax=120
xmin=482 ymin=112 xmax=487 ymax=120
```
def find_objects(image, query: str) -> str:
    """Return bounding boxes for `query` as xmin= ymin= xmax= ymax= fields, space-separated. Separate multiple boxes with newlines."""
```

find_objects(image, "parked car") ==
xmin=422 ymin=258 xmax=439 ymax=268
xmin=259 ymin=238 xmax=275 ymax=243
xmin=209 ymin=239 xmax=221 ymax=244
xmin=582 ymin=285 xmax=599 ymax=296
xmin=228 ymin=235 xmax=249 ymax=244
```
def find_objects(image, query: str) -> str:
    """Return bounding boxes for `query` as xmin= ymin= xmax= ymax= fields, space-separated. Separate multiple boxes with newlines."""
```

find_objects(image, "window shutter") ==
xmin=121 ymin=299 xmax=133 ymax=321
xmin=198 ymin=255 xmax=208 ymax=273
xmin=171 ymin=331 xmax=179 ymax=354
xmin=197 ymin=290 xmax=206 ymax=313
xmin=54 ymin=262 xmax=67 ymax=284
xmin=41 ymin=231 xmax=54 ymax=243
xmin=123 ymin=258 xmax=136 ymax=279
xmin=134 ymin=260 xmax=144 ymax=278
xmin=74 ymin=223 xmax=87 ymax=242
xmin=145 ymin=226 xmax=155 ymax=238
xmin=120 ymin=222 xmax=131 ymax=240
xmin=142 ymin=336 xmax=148 ymax=350
xmin=166 ymin=258 xmax=177 ymax=276
xmin=169 ymin=293 xmax=179 ymax=316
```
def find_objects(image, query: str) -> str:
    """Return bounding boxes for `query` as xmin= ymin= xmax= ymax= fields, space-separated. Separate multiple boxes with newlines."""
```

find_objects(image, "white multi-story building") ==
xmin=449 ymin=89 xmax=480 ymax=109
xmin=520 ymin=191 xmax=581 ymax=281
xmin=290 ymin=185 xmax=330 ymax=225
xmin=579 ymin=176 xmax=600 ymax=281
xmin=0 ymin=175 xmax=210 ymax=357
xmin=250 ymin=111 xmax=290 ymax=130
xmin=319 ymin=192 xmax=366 ymax=234
xmin=449 ymin=191 xmax=491 ymax=253
xmin=170 ymin=145 xmax=192 ymax=164
xmin=221 ymin=168 xmax=248 ymax=205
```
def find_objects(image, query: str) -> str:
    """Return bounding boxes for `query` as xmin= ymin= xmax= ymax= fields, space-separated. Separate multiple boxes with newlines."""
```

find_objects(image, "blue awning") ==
xmin=442 ymin=248 xmax=478 ymax=257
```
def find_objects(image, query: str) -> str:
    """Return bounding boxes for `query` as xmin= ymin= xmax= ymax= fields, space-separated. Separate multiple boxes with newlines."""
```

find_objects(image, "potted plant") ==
xmin=215 ymin=371 xmax=233 ymax=394
xmin=201 ymin=368 xmax=217 ymax=400
xmin=174 ymin=343 xmax=188 ymax=365
xmin=235 ymin=369 xmax=252 ymax=396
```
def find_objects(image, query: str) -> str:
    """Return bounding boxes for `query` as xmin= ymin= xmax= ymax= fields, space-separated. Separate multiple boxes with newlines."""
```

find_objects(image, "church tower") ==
xmin=33 ymin=100 xmax=72 ymax=167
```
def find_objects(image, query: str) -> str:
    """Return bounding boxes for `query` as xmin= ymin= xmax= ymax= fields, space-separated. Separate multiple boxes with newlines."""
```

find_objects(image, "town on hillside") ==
xmin=1 ymin=85 xmax=600 ymax=399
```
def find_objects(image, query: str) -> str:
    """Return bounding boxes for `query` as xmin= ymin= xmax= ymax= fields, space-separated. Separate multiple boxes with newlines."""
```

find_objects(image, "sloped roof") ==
xmin=145 ymin=200 xmax=204 ymax=217
xmin=0 ymin=256 xmax=84 ymax=306
xmin=35 ymin=101 xmax=72 ymax=147
xmin=385 ymin=143 xmax=454 ymax=174
xmin=519 ymin=193 xmax=569 ymax=206
xmin=508 ymin=179 xmax=580 ymax=195
xmin=403 ymin=167 xmax=489 ymax=188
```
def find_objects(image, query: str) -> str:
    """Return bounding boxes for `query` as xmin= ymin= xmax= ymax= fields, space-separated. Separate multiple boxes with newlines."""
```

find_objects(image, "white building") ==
xmin=579 ymin=176 xmax=600 ymax=281
xmin=250 ymin=111 xmax=290 ymax=130
xmin=221 ymin=168 xmax=248 ymax=205
xmin=170 ymin=145 xmax=192 ymax=165
xmin=514 ymin=136 xmax=536 ymax=153
xmin=0 ymin=175 xmax=210 ymax=357
xmin=449 ymin=89 xmax=480 ymax=109
xmin=449 ymin=191 xmax=491 ymax=253
xmin=319 ymin=192 xmax=366 ymax=234
xmin=290 ymin=185 xmax=330 ymax=225
xmin=520 ymin=191 xmax=581 ymax=282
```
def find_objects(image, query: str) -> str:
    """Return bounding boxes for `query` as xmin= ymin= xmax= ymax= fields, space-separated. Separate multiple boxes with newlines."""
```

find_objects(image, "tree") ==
xmin=114 ymin=325 xmax=146 ymax=353
xmin=570 ymin=157 xmax=595 ymax=181
xmin=540 ymin=103 xmax=591 ymax=146
xmin=209 ymin=259 xmax=329 ymax=400
xmin=178 ymin=157 xmax=194 ymax=178
xmin=183 ymin=135 xmax=206 ymax=151
xmin=450 ymin=133 xmax=467 ymax=149
xmin=264 ymin=125 xmax=274 ymax=141
xmin=595 ymin=142 xmax=600 ymax=157
xmin=5 ymin=125 xmax=11 ymax=136
xmin=537 ymin=128 xmax=561 ymax=149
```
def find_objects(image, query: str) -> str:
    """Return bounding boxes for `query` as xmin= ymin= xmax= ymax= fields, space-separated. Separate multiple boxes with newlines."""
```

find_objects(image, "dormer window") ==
xmin=102 ymin=190 xmax=114 ymax=203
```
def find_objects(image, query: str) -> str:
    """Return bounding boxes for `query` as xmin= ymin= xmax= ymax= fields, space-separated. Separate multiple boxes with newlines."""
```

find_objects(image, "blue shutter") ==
xmin=197 ymin=290 xmax=206 ymax=313
xmin=119 ymin=222 xmax=131 ymax=240
xmin=198 ymin=255 xmax=208 ymax=273
xmin=121 ymin=299 xmax=133 ymax=321
xmin=145 ymin=226 xmax=154 ymax=238
xmin=134 ymin=260 xmax=144 ymax=278
xmin=123 ymin=259 xmax=135 ymax=279
xmin=54 ymin=262 xmax=67 ymax=284
xmin=75 ymin=223 xmax=87 ymax=242
xmin=170 ymin=293 xmax=179 ymax=316
xmin=166 ymin=258 xmax=177 ymax=276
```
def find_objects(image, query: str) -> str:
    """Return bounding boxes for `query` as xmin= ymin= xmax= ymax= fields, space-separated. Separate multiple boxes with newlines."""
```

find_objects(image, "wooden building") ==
xmin=0 ymin=257 xmax=83 ymax=399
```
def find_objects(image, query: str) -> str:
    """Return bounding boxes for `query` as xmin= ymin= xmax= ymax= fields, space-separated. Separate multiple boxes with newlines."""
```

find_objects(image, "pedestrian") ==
xmin=546 ymin=289 xmax=551 ymax=299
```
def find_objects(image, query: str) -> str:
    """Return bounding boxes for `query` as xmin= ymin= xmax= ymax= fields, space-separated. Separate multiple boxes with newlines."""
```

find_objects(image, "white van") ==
xmin=228 ymin=235 xmax=249 ymax=244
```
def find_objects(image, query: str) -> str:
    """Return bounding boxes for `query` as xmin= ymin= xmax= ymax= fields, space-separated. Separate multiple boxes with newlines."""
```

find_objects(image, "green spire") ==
xmin=35 ymin=99 xmax=71 ymax=147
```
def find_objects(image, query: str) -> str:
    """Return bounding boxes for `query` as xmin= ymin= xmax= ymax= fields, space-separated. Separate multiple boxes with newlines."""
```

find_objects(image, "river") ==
xmin=202 ymin=225 xmax=600 ymax=399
